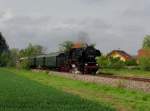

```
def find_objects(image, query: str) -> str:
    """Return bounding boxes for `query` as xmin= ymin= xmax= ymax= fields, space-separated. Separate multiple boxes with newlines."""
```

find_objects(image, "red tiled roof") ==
xmin=138 ymin=49 xmax=150 ymax=58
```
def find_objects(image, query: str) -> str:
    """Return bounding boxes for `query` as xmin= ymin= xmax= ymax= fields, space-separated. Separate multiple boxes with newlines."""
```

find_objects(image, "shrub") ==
xmin=138 ymin=57 xmax=150 ymax=71
xmin=97 ymin=56 xmax=125 ymax=69
xmin=125 ymin=59 xmax=137 ymax=66
xmin=17 ymin=59 xmax=30 ymax=70
xmin=108 ymin=57 xmax=125 ymax=69
xmin=97 ymin=56 xmax=109 ymax=68
xmin=0 ymin=52 xmax=10 ymax=67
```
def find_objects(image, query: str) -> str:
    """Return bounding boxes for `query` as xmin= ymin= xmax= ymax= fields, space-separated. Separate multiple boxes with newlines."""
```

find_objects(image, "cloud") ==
xmin=0 ymin=0 xmax=150 ymax=54
xmin=0 ymin=14 xmax=148 ymax=54
xmin=0 ymin=10 xmax=13 ymax=22
xmin=0 ymin=15 xmax=113 ymax=52
xmin=79 ymin=0 xmax=102 ymax=4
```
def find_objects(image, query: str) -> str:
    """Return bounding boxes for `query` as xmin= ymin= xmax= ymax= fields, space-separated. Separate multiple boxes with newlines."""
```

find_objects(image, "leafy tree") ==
xmin=138 ymin=35 xmax=150 ymax=70
xmin=17 ymin=58 xmax=30 ymax=70
xmin=143 ymin=35 xmax=150 ymax=49
xmin=16 ymin=44 xmax=45 ymax=69
xmin=19 ymin=43 xmax=45 ymax=57
xmin=59 ymin=41 xmax=73 ymax=52
xmin=0 ymin=52 xmax=10 ymax=66
xmin=7 ymin=48 xmax=19 ymax=67
xmin=0 ymin=32 xmax=9 ymax=66
xmin=0 ymin=32 xmax=9 ymax=54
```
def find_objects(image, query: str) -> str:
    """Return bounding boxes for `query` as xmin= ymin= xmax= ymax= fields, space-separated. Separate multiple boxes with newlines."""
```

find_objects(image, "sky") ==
xmin=0 ymin=0 xmax=150 ymax=55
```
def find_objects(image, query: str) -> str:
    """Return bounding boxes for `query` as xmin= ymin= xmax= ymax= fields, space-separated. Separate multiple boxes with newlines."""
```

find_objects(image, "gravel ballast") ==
xmin=49 ymin=71 xmax=150 ymax=92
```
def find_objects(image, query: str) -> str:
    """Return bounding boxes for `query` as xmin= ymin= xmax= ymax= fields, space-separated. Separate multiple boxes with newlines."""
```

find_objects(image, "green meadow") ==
xmin=0 ymin=68 xmax=115 ymax=111
xmin=0 ymin=68 xmax=150 ymax=111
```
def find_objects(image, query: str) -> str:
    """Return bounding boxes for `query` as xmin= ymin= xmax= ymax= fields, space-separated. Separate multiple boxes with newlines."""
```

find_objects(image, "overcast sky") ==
xmin=0 ymin=0 xmax=149 ymax=54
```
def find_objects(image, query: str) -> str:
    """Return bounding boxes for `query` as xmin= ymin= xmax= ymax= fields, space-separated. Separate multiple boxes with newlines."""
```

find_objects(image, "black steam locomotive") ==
xmin=26 ymin=44 xmax=101 ymax=74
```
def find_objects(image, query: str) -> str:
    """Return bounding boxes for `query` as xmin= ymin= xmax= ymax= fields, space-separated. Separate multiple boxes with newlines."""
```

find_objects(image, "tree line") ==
xmin=97 ymin=35 xmax=150 ymax=71
xmin=0 ymin=33 xmax=45 ymax=67
xmin=0 ymin=33 xmax=74 ymax=68
xmin=0 ymin=32 xmax=150 ymax=70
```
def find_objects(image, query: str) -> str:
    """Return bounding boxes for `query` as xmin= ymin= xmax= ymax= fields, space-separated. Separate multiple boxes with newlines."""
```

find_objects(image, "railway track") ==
xmin=32 ymin=69 xmax=150 ymax=92
xmin=97 ymin=73 xmax=150 ymax=83
xmin=32 ymin=69 xmax=150 ymax=83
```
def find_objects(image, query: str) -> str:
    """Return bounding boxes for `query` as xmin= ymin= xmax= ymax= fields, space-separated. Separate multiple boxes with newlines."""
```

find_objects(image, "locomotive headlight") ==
xmin=85 ymin=63 xmax=88 ymax=66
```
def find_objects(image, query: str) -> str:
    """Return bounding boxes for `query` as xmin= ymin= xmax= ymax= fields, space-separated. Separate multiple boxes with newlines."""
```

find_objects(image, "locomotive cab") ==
xmin=70 ymin=48 xmax=83 ymax=62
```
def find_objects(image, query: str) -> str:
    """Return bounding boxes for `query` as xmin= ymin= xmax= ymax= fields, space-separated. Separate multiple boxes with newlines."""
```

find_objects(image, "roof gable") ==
xmin=107 ymin=50 xmax=132 ymax=60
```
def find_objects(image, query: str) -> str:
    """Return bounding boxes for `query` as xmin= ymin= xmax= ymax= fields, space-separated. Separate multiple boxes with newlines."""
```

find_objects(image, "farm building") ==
xmin=107 ymin=50 xmax=132 ymax=62
xmin=138 ymin=49 xmax=150 ymax=58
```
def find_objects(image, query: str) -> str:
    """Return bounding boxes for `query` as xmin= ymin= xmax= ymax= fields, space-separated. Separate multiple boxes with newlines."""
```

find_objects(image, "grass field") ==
xmin=101 ymin=69 xmax=150 ymax=78
xmin=0 ymin=68 xmax=115 ymax=111
xmin=0 ymin=68 xmax=150 ymax=111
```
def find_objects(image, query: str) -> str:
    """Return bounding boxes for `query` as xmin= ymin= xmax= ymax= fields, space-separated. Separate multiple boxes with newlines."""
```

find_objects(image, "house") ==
xmin=138 ymin=49 xmax=150 ymax=58
xmin=107 ymin=50 xmax=132 ymax=62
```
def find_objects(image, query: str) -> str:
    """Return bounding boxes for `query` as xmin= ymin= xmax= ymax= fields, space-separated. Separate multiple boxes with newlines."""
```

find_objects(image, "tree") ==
xmin=143 ymin=35 xmax=150 ymax=49
xmin=59 ymin=41 xmax=73 ymax=52
xmin=0 ymin=32 xmax=9 ymax=66
xmin=19 ymin=43 xmax=45 ymax=57
xmin=0 ymin=32 xmax=9 ymax=54
xmin=0 ymin=52 xmax=10 ymax=66
xmin=8 ymin=48 xmax=19 ymax=67
xmin=17 ymin=44 xmax=45 ymax=69
xmin=139 ymin=35 xmax=150 ymax=70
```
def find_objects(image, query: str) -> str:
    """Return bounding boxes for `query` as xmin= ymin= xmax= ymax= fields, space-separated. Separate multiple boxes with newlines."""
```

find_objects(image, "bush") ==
xmin=17 ymin=59 xmax=30 ymax=70
xmin=125 ymin=59 xmax=137 ymax=66
xmin=97 ymin=56 xmax=125 ymax=69
xmin=138 ymin=57 xmax=150 ymax=71
xmin=7 ymin=48 xmax=19 ymax=67
xmin=109 ymin=57 xmax=125 ymax=69
xmin=0 ymin=52 xmax=10 ymax=67
xmin=96 ymin=56 xmax=109 ymax=68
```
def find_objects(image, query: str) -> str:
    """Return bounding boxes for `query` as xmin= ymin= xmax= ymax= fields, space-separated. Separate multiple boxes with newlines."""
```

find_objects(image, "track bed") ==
xmin=43 ymin=70 xmax=150 ymax=92
xmin=98 ymin=74 xmax=150 ymax=82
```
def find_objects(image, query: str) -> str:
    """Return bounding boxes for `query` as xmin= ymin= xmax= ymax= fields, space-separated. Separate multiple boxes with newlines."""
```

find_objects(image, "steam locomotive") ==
xmin=25 ymin=44 xmax=101 ymax=74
